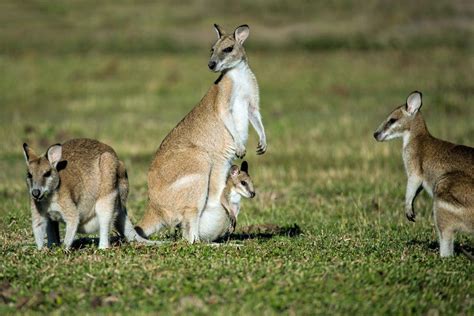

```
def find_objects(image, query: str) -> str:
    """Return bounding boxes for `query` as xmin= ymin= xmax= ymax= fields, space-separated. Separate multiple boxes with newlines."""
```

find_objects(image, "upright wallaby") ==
xmin=374 ymin=91 xmax=474 ymax=257
xmin=199 ymin=161 xmax=255 ymax=242
xmin=136 ymin=24 xmax=266 ymax=243
xmin=23 ymin=138 xmax=150 ymax=249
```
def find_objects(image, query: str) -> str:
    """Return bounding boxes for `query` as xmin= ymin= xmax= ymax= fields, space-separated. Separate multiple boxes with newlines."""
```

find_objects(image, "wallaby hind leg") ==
xmin=95 ymin=190 xmax=118 ymax=249
xmin=179 ymin=170 xmax=211 ymax=244
xmin=434 ymin=174 xmax=474 ymax=257
xmin=95 ymin=152 xmax=120 ymax=249
xmin=182 ymin=209 xmax=201 ymax=243
xmin=434 ymin=202 xmax=456 ymax=257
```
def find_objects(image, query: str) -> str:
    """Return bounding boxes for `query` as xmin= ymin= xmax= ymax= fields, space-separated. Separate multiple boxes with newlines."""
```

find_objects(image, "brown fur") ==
xmin=136 ymin=24 xmax=266 ymax=243
xmin=374 ymin=91 xmax=474 ymax=257
xmin=23 ymin=138 xmax=149 ymax=249
xmin=220 ymin=162 xmax=255 ymax=233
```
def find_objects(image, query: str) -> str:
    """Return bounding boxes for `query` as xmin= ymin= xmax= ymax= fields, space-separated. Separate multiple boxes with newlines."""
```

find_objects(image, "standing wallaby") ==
xmin=136 ymin=24 xmax=266 ymax=243
xmin=199 ymin=161 xmax=255 ymax=242
xmin=374 ymin=91 xmax=474 ymax=257
xmin=23 ymin=138 xmax=150 ymax=249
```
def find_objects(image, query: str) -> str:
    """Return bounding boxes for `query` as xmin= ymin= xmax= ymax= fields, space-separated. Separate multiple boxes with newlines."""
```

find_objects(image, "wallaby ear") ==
xmin=214 ymin=23 xmax=224 ymax=39
xmin=230 ymin=165 xmax=240 ymax=177
xmin=22 ymin=143 xmax=38 ymax=164
xmin=406 ymin=91 xmax=422 ymax=115
xmin=234 ymin=24 xmax=249 ymax=45
xmin=241 ymin=161 xmax=249 ymax=173
xmin=46 ymin=144 xmax=62 ymax=168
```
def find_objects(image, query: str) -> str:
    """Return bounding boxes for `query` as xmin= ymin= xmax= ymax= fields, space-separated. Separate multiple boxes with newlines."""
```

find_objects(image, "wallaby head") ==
xmin=208 ymin=24 xmax=250 ymax=72
xmin=23 ymin=143 xmax=65 ymax=201
xmin=229 ymin=161 xmax=255 ymax=198
xmin=373 ymin=91 xmax=423 ymax=142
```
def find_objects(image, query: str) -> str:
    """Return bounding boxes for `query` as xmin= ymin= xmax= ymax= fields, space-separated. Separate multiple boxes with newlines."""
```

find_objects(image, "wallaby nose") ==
xmin=32 ymin=189 xmax=41 ymax=198
xmin=208 ymin=61 xmax=216 ymax=70
xmin=250 ymin=192 xmax=256 ymax=198
xmin=373 ymin=132 xmax=380 ymax=140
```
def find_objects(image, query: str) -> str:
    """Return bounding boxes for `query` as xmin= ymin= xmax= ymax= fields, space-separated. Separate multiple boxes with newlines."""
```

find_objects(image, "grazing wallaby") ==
xmin=199 ymin=161 xmax=255 ymax=242
xmin=374 ymin=91 xmax=474 ymax=257
xmin=136 ymin=24 xmax=266 ymax=243
xmin=23 ymin=138 xmax=151 ymax=249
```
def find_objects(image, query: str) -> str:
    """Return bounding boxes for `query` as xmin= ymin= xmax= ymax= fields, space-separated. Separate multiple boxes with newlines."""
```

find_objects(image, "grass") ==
xmin=0 ymin=1 xmax=473 ymax=315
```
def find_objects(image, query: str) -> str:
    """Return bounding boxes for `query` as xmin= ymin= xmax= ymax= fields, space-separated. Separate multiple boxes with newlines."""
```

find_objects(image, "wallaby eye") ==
xmin=223 ymin=46 xmax=234 ymax=53
xmin=43 ymin=170 xmax=51 ymax=178
xmin=388 ymin=118 xmax=398 ymax=125
xmin=27 ymin=172 xmax=32 ymax=179
xmin=241 ymin=181 xmax=247 ymax=186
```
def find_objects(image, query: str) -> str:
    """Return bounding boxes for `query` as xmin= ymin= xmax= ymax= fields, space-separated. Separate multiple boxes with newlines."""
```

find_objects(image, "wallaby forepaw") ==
xmin=405 ymin=210 xmax=416 ymax=222
xmin=235 ymin=147 xmax=246 ymax=159
xmin=229 ymin=218 xmax=237 ymax=234
xmin=256 ymin=141 xmax=267 ymax=155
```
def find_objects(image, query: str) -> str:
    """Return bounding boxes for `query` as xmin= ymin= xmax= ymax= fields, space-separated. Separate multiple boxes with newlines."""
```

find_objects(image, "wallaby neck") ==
xmin=222 ymin=176 xmax=233 ymax=199
xmin=403 ymin=113 xmax=430 ymax=149
xmin=225 ymin=60 xmax=253 ymax=80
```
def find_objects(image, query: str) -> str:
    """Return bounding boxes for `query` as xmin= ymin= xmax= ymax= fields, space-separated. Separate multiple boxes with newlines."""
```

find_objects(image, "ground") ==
xmin=0 ymin=1 xmax=473 ymax=315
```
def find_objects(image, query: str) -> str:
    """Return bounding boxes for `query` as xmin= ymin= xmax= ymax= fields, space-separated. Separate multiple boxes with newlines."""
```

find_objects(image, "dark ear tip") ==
xmin=214 ymin=23 xmax=219 ymax=28
xmin=239 ymin=24 xmax=249 ymax=28
xmin=23 ymin=143 xmax=28 ymax=149
xmin=410 ymin=90 xmax=422 ymax=97
xmin=48 ymin=143 xmax=61 ymax=150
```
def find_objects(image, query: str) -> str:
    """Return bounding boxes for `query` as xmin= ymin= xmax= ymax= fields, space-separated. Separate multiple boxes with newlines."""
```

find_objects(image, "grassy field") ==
xmin=0 ymin=1 xmax=473 ymax=315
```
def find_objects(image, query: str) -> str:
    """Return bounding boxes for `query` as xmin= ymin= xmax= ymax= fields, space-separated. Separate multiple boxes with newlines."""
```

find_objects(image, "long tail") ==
xmin=117 ymin=161 xmax=163 ymax=245
xmin=117 ymin=160 xmax=129 ymax=207
xmin=460 ymin=246 xmax=474 ymax=261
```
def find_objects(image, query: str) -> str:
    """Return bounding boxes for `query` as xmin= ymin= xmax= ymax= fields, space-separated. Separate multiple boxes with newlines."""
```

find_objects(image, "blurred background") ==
xmin=0 ymin=0 xmax=473 ymax=214
xmin=0 ymin=1 xmax=473 ymax=314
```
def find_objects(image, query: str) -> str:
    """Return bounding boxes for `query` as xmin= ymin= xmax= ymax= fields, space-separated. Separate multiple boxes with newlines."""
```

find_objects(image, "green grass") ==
xmin=0 ymin=1 xmax=473 ymax=315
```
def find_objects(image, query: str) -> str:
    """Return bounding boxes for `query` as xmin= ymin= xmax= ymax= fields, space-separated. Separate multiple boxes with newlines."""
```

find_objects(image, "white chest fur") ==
xmin=228 ymin=62 xmax=258 ymax=145
xmin=229 ymin=190 xmax=242 ymax=217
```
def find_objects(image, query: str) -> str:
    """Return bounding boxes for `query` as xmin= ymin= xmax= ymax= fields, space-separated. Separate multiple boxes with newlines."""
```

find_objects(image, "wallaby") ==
xmin=23 ymin=138 xmax=151 ymax=249
xmin=374 ymin=91 xmax=474 ymax=257
xmin=136 ymin=24 xmax=266 ymax=243
xmin=199 ymin=161 xmax=255 ymax=242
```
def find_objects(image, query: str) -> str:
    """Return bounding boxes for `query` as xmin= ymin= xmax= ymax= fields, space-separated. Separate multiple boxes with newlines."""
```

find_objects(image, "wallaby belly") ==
xmin=199 ymin=203 xmax=230 ymax=242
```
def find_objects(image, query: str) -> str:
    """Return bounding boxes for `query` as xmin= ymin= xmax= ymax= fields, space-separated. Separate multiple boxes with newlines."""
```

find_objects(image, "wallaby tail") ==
xmin=115 ymin=161 xmax=164 ymax=245
xmin=117 ymin=160 xmax=129 ymax=207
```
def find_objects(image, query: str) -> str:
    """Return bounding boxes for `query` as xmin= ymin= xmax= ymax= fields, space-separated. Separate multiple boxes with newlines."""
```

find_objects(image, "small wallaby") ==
xmin=374 ymin=91 xmax=474 ymax=257
xmin=136 ymin=24 xmax=266 ymax=243
xmin=23 ymin=138 xmax=151 ymax=249
xmin=199 ymin=161 xmax=255 ymax=242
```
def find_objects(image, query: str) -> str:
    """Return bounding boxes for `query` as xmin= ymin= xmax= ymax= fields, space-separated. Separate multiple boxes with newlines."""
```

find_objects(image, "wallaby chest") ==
xmin=228 ymin=64 xmax=258 ymax=144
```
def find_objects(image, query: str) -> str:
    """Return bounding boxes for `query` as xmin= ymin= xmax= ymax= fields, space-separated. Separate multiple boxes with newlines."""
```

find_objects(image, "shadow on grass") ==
xmin=70 ymin=223 xmax=302 ymax=249
xmin=219 ymin=223 xmax=302 ymax=242
xmin=70 ymin=236 xmax=124 ymax=249
xmin=407 ymin=238 xmax=474 ymax=259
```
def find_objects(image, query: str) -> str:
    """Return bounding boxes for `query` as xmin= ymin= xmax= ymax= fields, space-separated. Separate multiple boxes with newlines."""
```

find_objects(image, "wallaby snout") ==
xmin=373 ymin=131 xmax=382 ymax=141
xmin=208 ymin=24 xmax=250 ymax=73
xmin=31 ymin=189 xmax=41 ymax=199
xmin=208 ymin=60 xmax=217 ymax=70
